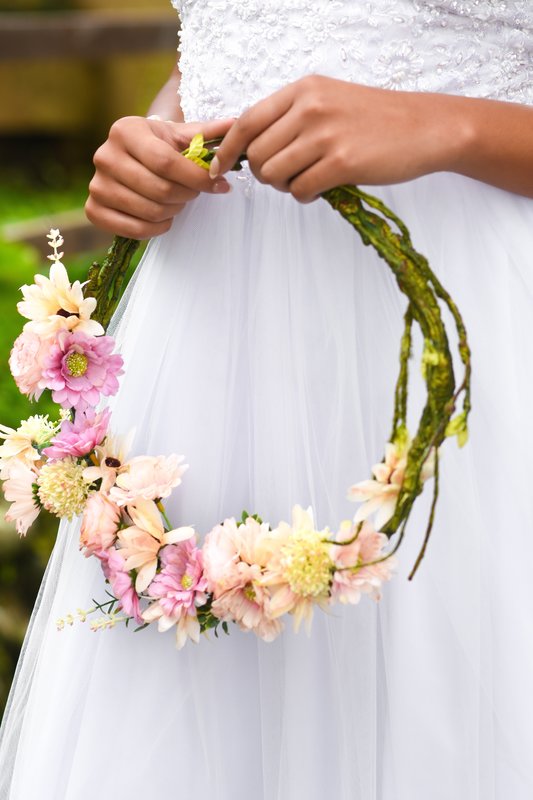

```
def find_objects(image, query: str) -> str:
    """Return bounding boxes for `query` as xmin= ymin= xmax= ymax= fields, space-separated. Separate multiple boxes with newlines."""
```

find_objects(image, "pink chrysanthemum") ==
xmin=148 ymin=539 xmax=208 ymax=616
xmin=9 ymin=330 xmax=48 ymax=401
xmin=143 ymin=540 xmax=208 ymax=648
xmin=99 ymin=547 xmax=142 ymax=624
xmin=43 ymin=408 xmax=111 ymax=460
xmin=39 ymin=330 xmax=123 ymax=412
xmin=330 ymin=520 xmax=396 ymax=605
xmin=203 ymin=516 xmax=283 ymax=641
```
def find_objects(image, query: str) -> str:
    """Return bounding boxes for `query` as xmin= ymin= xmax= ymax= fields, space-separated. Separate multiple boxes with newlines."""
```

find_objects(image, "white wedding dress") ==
xmin=1 ymin=2 xmax=533 ymax=798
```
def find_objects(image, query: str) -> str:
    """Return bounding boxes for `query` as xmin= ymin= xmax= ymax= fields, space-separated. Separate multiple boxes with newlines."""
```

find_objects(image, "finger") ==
xmin=85 ymin=196 xmax=175 ymax=240
xmin=92 ymin=149 xmax=198 ymax=204
xmin=252 ymin=136 xmax=323 ymax=191
xmin=245 ymin=113 xmax=299 ymax=176
xmin=107 ymin=117 xmax=233 ymax=193
xmin=89 ymin=174 xmax=190 ymax=224
xmin=93 ymin=147 xmax=203 ymax=205
xmin=159 ymin=117 xmax=236 ymax=152
xmin=126 ymin=135 xmax=233 ymax=193
xmin=288 ymin=157 xmax=339 ymax=204
xmin=210 ymin=85 xmax=295 ymax=178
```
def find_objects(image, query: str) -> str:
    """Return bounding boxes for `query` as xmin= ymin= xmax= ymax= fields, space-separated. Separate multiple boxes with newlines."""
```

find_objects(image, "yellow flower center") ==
xmin=181 ymin=574 xmax=193 ymax=590
xmin=66 ymin=352 xmax=88 ymax=377
xmin=244 ymin=583 xmax=256 ymax=602
xmin=281 ymin=530 xmax=333 ymax=598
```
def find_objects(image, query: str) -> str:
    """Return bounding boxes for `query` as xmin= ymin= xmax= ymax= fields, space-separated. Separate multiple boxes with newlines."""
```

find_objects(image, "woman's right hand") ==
xmin=85 ymin=115 xmax=234 ymax=239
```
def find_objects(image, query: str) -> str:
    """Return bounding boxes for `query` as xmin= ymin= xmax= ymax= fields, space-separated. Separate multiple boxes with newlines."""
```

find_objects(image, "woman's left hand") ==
xmin=210 ymin=75 xmax=467 ymax=202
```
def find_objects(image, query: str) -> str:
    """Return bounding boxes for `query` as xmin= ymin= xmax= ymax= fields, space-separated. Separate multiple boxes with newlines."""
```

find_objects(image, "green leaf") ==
xmin=182 ymin=134 xmax=211 ymax=171
xmin=445 ymin=412 xmax=469 ymax=447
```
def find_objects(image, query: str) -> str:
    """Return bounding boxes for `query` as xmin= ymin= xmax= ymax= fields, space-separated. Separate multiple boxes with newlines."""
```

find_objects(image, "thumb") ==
xmin=164 ymin=118 xmax=235 ymax=151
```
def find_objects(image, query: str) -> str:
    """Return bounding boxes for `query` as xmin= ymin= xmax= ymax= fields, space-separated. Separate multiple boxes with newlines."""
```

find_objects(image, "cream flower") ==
xmin=18 ymin=261 xmax=104 ymax=339
xmin=348 ymin=441 xmax=435 ymax=530
xmin=261 ymin=506 xmax=334 ymax=634
xmin=117 ymin=498 xmax=194 ymax=593
xmin=0 ymin=415 xmax=59 ymax=475
xmin=37 ymin=457 xmax=92 ymax=519
xmin=3 ymin=459 xmax=40 ymax=535
xmin=83 ymin=429 xmax=134 ymax=493
xmin=109 ymin=454 xmax=188 ymax=506
xmin=175 ymin=612 xmax=201 ymax=649
xmin=142 ymin=604 xmax=201 ymax=650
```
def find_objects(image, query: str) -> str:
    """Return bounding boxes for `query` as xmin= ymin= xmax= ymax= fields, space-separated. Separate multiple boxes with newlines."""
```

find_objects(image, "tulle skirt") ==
xmin=1 ymin=170 xmax=533 ymax=799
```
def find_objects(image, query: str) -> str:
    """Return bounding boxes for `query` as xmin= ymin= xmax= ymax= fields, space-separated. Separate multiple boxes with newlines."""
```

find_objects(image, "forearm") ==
xmin=436 ymin=94 xmax=533 ymax=198
xmin=147 ymin=64 xmax=184 ymax=122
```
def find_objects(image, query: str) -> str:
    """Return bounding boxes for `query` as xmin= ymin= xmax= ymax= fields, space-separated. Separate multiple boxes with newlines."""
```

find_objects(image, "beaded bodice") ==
xmin=171 ymin=0 xmax=533 ymax=121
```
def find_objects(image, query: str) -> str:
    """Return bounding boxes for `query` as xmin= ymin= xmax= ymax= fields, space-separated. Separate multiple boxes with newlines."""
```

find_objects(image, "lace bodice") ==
xmin=171 ymin=0 xmax=533 ymax=121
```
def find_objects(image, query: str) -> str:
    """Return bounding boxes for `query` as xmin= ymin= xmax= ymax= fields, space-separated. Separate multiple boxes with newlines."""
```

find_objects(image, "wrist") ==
xmin=431 ymin=94 xmax=480 ymax=176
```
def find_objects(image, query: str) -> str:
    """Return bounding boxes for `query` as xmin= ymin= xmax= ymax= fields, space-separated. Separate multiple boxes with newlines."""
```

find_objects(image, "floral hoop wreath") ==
xmin=0 ymin=136 xmax=471 ymax=649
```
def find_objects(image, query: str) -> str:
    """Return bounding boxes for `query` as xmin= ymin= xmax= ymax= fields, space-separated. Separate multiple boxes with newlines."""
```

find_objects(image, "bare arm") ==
xmin=210 ymin=76 xmax=533 ymax=201
xmin=450 ymin=94 xmax=533 ymax=198
xmin=146 ymin=65 xmax=185 ymax=122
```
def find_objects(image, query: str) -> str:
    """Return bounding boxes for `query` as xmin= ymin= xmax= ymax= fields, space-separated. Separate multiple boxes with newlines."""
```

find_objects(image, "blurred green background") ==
xmin=0 ymin=0 xmax=178 ymax=720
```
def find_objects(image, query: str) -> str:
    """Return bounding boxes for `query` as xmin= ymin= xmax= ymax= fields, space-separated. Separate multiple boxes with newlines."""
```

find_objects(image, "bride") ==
xmin=1 ymin=1 xmax=533 ymax=798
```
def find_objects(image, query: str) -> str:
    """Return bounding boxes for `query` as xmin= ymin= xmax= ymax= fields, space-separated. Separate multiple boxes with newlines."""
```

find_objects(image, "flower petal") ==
xmin=164 ymin=526 xmax=196 ymax=545
xmin=127 ymin=498 xmax=164 ymax=540
xmin=135 ymin=558 xmax=158 ymax=593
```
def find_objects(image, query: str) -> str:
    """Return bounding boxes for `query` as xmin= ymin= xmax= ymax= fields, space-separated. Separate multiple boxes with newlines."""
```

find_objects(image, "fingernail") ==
xmin=209 ymin=155 xmax=221 ymax=179
xmin=213 ymin=179 xmax=231 ymax=194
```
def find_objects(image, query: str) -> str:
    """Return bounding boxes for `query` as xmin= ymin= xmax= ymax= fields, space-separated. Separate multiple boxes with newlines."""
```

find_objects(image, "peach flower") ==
xmin=80 ymin=492 xmax=121 ymax=556
xmin=109 ymin=454 xmax=188 ymax=506
xmin=116 ymin=498 xmax=195 ymax=593
xmin=9 ymin=331 xmax=47 ymax=400
xmin=203 ymin=516 xmax=283 ymax=641
xmin=348 ymin=441 xmax=435 ymax=530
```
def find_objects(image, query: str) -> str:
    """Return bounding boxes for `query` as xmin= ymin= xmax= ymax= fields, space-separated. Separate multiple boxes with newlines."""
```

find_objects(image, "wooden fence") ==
xmin=0 ymin=11 xmax=178 ymax=61
xmin=0 ymin=10 xmax=178 ymax=252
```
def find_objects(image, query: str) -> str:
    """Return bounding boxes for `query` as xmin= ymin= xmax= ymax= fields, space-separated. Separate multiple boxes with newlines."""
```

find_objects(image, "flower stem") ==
xmin=156 ymin=501 xmax=173 ymax=532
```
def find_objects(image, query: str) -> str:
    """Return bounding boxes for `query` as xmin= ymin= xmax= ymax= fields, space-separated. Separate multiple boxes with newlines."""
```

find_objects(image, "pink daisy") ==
xmin=43 ymin=408 xmax=111 ymax=460
xmin=148 ymin=539 xmax=208 ymax=617
xmin=39 ymin=330 xmax=123 ymax=412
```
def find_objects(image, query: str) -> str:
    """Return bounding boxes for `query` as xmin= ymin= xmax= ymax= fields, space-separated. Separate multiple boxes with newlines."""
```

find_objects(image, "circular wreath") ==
xmin=0 ymin=135 xmax=470 ymax=649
